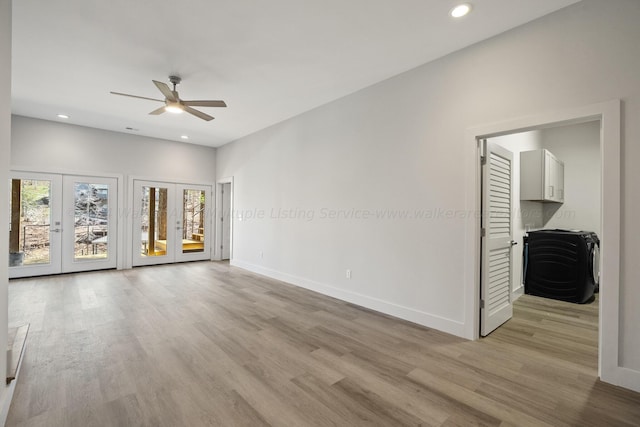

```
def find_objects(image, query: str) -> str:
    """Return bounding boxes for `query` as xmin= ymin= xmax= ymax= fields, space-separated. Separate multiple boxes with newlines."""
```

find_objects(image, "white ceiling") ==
xmin=11 ymin=0 xmax=581 ymax=148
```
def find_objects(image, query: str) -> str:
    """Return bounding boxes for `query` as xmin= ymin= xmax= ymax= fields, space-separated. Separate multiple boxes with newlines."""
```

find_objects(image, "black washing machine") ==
xmin=523 ymin=229 xmax=600 ymax=304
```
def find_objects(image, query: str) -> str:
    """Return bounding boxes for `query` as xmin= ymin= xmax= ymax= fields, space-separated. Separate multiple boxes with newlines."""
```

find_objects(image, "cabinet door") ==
xmin=555 ymin=160 xmax=565 ymax=202
xmin=522 ymin=149 xmax=564 ymax=203
xmin=545 ymin=151 xmax=564 ymax=202
xmin=544 ymin=151 xmax=555 ymax=200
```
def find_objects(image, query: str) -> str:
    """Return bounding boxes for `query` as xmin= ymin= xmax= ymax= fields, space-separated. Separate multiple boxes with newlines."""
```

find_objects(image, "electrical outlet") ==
xmin=346 ymin=269 xmax=351 ymax=279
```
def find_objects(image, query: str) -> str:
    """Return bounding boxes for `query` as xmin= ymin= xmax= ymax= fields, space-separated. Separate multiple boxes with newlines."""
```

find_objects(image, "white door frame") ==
xmin=11 ymin=166 xmax=125 ymax=271
xmin=9 ymin=169 xmax=124 ymax=277
xmin=463 ymin=100 xmax=625 ymax=388
xmin=130 ymin=179 xmax=213 ymax=267
xmin=126 ymin=176 xmax=216 ymax=268
xmin=214 ymin=177 xmax=234 ymax=261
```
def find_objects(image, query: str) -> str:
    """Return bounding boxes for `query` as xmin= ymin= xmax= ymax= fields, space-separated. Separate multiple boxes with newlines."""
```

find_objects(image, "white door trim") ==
xmin=463 ymin=100 xmax=625 ymax=388
xmin=214 ymin=177 xmax=234 ymax=261
xmin=125 ymin=175 xmax=216 ymax=268
xmin=9 ymin=171 xmax=124 ymax=276
xmin=11 ymin=167 xmax=125 ymax=271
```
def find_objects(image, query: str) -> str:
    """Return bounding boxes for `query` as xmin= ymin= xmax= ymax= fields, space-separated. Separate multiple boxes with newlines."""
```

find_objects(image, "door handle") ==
xmin=510 ymin=240 xmax=518 ymax=246
xmin=51 ymin=228 xmax=61 ymax=233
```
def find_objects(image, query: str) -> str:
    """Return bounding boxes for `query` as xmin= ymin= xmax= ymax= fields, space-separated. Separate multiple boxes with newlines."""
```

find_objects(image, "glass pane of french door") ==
xmin=73 ymin=183 xmax=109 ymax=260
xmin=9 ymin=172 xmax=62 ymax=278
xmin=175 ymin=184 xmax=211 ymax=262
xmin=181 ymin=188 xmax=205 ymax=254
xmin=62 ymin=176 xmax=118 ymax=273
xmin=142 ymin=186 xmax=169 ymax=257
xmin=133 ymin=181 xmax=176 ymax=266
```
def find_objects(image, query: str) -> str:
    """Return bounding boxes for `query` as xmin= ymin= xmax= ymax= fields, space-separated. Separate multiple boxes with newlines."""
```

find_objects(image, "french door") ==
xmin=132 ymin=180 xmax=212 ymax=266
xmin=9 ymin=172 xmax=118 ymax=278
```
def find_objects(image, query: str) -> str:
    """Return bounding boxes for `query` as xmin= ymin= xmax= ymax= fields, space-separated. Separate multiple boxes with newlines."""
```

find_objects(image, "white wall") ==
xmin=11 ymin=115 xmax=217 ymax=183
xmin=540 ymin=121 xmax=601 ymax=235
xmin=491 ymin=131 xmax=543 ymax=296
xmin=0 ymin=0 xmax=11 ymax=421
xmin=217 ymin=0 xmax=640 ymax=379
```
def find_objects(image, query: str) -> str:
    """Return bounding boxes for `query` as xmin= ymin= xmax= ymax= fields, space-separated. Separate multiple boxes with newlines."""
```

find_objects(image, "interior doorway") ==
xmin=480 ymin=121 xmax=602 ymax=337
xmin=215 ymin=178 xmax=233 ymax=261
xmin=467 ymin=100 xmax=622 ymax=385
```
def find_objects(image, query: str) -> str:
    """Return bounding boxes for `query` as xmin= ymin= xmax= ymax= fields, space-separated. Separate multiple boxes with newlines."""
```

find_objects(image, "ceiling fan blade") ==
xmin=182 ymin=100 xmax=227 ymax=108
xmin=152 ymin=80 xmax=177 ymax=102
xmin=110 ymin=92 xmax=164 ymax=102
xmin=184 ymin=105 xmax=214 ymax=121
xmin=149 ymin=106 xmax=166 ymax=115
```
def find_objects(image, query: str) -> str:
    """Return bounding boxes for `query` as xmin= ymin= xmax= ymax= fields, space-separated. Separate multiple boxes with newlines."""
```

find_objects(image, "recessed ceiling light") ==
xmin=181 ymin=135 xmax=189 ymax=140
xmin=450 ymin=3 xmax=472 ymax=18
xmin=57 ymin=114 xmax=69 ymax=119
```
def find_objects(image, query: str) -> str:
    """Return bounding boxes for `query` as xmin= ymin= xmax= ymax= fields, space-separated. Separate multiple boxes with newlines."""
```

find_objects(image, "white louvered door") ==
xmin=481 ymin=141 xmax=515 ymax=336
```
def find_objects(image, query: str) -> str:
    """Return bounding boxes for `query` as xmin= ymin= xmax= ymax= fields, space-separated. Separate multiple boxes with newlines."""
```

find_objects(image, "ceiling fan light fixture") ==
xmin=165 ymin=103 xmax=184 ymax=114
xmin=450 ymin=3 xmax=472 ymax=18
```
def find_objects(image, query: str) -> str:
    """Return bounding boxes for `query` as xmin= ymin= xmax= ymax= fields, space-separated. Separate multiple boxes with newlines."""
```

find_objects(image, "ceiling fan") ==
xmin=110 ymin=76 xmax=227 ymax=121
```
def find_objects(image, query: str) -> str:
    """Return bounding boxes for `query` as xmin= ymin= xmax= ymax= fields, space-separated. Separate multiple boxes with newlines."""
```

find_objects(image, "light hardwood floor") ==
xmin=6 ymin=261 xmax=640 ymax=426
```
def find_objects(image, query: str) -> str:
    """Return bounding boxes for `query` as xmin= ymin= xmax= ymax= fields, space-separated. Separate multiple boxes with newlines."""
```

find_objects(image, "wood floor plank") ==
xmin=407 ymin=367 xmax=556 ymax=427
xmin=310 ymin=348 xmax=451 ymax=426
xmin=6 ymin=262 xmax=640 ymax=426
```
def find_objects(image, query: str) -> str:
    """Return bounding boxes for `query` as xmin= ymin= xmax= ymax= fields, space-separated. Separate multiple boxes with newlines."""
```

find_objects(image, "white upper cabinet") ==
xmin=520 ymin=149 xmax=564 ymax=203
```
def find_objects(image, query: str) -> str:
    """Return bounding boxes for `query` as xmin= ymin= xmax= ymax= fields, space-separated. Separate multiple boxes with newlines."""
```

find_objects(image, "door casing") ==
xmin=9 ymin=171 xmax=121 ymax=278
xmin=214 ymin=177 xmax=233 ymax=261
xmin=464 ymin=100 xmax=623 ymax=388
xmin=131 ymin=179 xmax=213 ymax=267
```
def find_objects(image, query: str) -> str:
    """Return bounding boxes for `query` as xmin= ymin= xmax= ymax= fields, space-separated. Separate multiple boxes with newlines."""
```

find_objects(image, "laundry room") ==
xmin=489 ymin=119 xmax=602 ymax=304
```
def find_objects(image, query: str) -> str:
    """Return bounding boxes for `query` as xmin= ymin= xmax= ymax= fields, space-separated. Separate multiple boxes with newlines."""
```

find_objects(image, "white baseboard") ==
xmin=512 ymin=285 xmax=524 ymax=300
xmin=231 ymin=259 xmax=466 ymax=338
